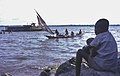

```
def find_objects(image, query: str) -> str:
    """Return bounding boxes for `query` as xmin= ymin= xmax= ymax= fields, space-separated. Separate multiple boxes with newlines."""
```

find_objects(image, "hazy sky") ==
xmin=0 ymin=0 xmax=120 ymax=25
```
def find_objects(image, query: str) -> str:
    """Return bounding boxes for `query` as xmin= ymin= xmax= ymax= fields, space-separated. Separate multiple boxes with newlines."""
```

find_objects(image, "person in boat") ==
xmin=76 ymin=29 xmax=82 ymax=35
xmin=54 ymin=29 xmax=59 ymax=36
xmin=78 ymin=29 xmax=82 ymax=35
xmin=76 ymin=18 xmax=119 ymax=76
xmin=71 ymin=31 xmax=74 ymax=37
xmin=65 ymin=28 xmax=69 ymax=36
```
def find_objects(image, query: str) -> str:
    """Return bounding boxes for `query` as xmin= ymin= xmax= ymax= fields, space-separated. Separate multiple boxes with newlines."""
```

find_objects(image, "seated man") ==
xmin=76 ymin=19 xmax=119 ymax=76
xmin=78 ymin=29 xmax=82 ymax=35
xmin=55 ymin=29 xmax=59 ymax=36
xmin=71 ymin=31 xmax=74 ymax=37
xmin=65 ymin=29 xmax=69 ymax=36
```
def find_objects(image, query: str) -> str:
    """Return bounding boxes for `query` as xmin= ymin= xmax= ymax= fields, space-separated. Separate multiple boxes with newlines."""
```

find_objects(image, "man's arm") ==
xmin=75 ymin=46 xmax=98 ymax=76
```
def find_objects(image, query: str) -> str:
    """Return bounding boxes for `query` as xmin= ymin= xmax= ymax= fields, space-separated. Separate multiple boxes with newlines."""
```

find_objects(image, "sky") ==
xmin=0 ymin=0 xmax=120 ymax=25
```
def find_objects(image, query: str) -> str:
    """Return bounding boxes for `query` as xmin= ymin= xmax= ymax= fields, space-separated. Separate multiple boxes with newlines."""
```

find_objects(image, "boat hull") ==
xmin=46 ymin=34 xmax=83 ymax=39
xmin=46 ymin=35 xmax=73 ymax=39
xmin=3 ymin=25 xmax=43 ymax=32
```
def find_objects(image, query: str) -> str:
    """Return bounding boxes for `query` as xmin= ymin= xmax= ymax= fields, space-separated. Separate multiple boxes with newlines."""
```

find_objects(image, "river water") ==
xmin=0 ymin=25 xmax=120 ymax=76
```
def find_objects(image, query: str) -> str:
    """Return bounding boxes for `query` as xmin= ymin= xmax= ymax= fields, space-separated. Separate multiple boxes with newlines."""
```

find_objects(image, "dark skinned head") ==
xmin=95 ymin=18 xmax=109 ymax=35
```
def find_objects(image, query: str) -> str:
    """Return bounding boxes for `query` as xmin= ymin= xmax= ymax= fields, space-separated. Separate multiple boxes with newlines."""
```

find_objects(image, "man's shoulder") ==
xmin=96 ymin=31 xmax=110 ymax=37
xmin=96 ymin=31 xmax=114 ymax=40
xmin=90 ymin=31 xmax=113 ymax=46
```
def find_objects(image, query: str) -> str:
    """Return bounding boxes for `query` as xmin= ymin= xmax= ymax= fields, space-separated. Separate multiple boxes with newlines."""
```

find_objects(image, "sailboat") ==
xmin=2 ymin=10 xmax=51 ymax=32
xmin=35 ymin=9 xmax=54 ymax=34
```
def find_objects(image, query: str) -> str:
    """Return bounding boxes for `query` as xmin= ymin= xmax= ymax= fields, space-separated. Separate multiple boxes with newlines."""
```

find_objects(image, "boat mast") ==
xmin=35 ymin=9 xmax=54 ymax=34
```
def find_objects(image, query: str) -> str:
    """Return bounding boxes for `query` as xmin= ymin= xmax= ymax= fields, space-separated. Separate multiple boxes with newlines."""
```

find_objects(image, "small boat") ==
xmin=46 ymin=35 xmax=72 ymax=39
xmin=45 ymin=33 xmax=83 ymax=39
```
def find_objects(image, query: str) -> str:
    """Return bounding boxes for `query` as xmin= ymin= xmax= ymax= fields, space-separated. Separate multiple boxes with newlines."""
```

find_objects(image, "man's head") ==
xmin=95 ymin=18 xmax=109 ymax=35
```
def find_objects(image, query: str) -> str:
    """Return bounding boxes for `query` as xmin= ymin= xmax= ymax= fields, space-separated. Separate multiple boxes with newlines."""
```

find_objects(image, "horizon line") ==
xmin=0 ymin=24 xmax=120 ymax=26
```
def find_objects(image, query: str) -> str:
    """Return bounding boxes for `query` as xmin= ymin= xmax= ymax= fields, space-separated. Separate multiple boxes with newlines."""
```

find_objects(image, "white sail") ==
xmin=35 ymin=10 xmax=54 ymax=34
xmin=37 ymin=15 xmax=44 ymax=29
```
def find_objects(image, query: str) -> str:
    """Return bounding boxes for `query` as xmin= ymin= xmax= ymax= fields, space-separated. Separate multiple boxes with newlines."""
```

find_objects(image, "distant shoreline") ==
xmin=49 ymin=24 xmax=120 ymax=27
xmin=0 ymin=24 xmax=120 ymax=27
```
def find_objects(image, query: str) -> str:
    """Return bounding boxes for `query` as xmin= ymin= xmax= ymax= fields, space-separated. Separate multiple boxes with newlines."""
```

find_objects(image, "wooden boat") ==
xmin=45 ymin=34 xmax=83 ymax=39
xmin=46 ymin=35 xmax=72 ymax=39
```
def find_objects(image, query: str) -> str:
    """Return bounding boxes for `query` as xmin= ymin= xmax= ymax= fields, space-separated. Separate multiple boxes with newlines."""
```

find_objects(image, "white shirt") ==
xmin=90 ymin=31 xmax=118 ymax=71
